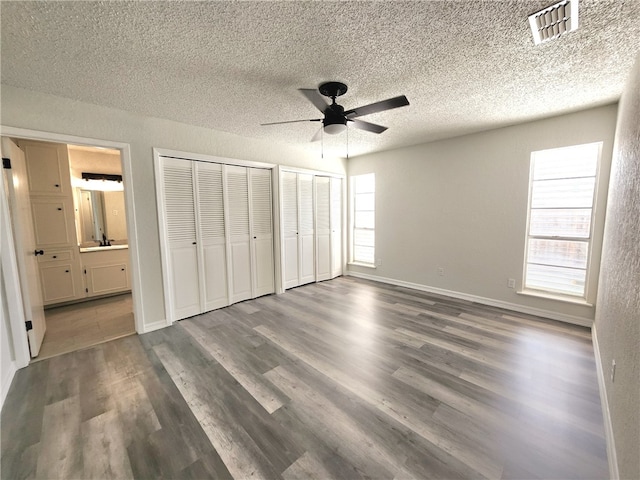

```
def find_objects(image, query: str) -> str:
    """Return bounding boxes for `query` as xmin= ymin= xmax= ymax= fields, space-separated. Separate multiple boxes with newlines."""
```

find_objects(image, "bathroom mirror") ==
xmin=78 ymin=189 xmax=128 ymax=247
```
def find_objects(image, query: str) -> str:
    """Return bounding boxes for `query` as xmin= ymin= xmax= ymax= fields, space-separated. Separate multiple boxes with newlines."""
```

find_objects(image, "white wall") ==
xmin=1 ymin=276 xmax=16 ymax=407
xmin=593 ymin=55 xmax=640 ymax=480
xmin=348 ymin=104 xmax=618 ymax=324
xmin=1 ymin=84 xmax=346 ymax=333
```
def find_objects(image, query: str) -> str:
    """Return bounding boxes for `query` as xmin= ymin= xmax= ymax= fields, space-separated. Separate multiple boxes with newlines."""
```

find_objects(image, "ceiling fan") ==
xmin=261 ymin=82 xmax=410 ymax=141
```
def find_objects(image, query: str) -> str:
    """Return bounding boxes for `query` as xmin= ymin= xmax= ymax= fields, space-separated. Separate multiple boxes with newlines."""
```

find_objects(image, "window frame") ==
xmin=522 ymin=142 xmax=602 ymax=302
xmin=350 ymin=173 xmax=376 ymax=267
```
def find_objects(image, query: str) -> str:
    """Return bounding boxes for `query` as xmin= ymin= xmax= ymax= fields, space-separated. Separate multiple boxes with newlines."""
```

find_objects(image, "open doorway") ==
xmin=2 ymin=135 xmax=139 ymax=361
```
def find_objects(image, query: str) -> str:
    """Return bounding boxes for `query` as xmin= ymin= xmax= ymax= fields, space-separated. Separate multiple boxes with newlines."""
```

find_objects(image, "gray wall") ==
xmin=594 ymin=56 xmax=640 ymax=480
xmin=348 ymin=104 xmax=618 ymax=324
xmin=1 ymin=84 xmax=346 ymax=331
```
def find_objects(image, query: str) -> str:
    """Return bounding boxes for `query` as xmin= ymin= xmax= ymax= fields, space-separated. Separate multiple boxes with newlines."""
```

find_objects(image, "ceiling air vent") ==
xmin=528 ymin=0 xmax=579 ymax=45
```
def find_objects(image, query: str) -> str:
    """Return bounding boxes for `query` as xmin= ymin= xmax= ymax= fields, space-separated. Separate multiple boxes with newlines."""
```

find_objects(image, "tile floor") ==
xmin=34 ymin=293 xmax=135 ymax=361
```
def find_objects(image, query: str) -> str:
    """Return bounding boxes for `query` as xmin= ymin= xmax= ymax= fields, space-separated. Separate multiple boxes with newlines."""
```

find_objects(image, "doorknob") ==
xmin=34 ymin=250 xmax=44 ymax=256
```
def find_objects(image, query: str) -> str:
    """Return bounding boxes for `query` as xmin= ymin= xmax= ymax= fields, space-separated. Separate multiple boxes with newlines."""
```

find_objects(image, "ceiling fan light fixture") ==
xmin=323 ymin=122 xmax=347 ymax=135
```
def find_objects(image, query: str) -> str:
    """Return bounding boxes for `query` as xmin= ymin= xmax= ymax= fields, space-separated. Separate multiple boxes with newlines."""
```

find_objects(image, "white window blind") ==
xmin=524 ymin=142 xmax=601 ymax=298
xmin=352 ymin=173 xmax=375 ymax=265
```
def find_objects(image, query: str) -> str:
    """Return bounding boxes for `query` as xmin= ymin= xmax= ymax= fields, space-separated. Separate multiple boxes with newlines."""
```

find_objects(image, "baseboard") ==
xmin=346 ymin=270 xmax=592 ymax=327
xmin=592 ymin=324 xmax=619 ymax=480
xmin=141 ymin=318 xmax=171 ymax=334
xmin=1 ymin=360 xmax=17 ymax=410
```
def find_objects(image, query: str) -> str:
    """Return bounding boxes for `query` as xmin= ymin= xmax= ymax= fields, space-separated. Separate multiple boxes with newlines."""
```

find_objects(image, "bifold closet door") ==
xmin=162 ymin=158 xmax=200 ymax=319
xmin=315 ymin=176 xmax=331 ymax=281
xmin=249 ymin=168 xmax=275 ymax=297
xmin=330 ymin=176 xmax=343 ymax=279
xmin=225 ymin=165 xmax=252 ymax=303
xmin=195 ymin=162 xmax=228 ymax=311
xmin=282 ymin=171 xmax=299 ymax=289
xmin=282 ymin=171 xmax=315 ymax=289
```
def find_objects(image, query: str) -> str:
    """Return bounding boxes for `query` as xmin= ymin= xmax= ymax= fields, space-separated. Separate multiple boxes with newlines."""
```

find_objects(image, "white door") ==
xmin=282 ymin=171 xmax=299 ymax=289
xmin=330 ymin=177 xmax=343 ymax=279
xmin=225 ymin=165 xmax=252 ymax=303
xmin=249 ymin=168 xmax=274 ymax=297
xmin=1 ymin=137 xmax=46 ymax=357
xmin=298 ymin=173 xmax=315 ymax=285
xmin=195 ymin=162 xmax=228 ymax=311
xmin=315 ymin=176 xmax=331 ymax=281
xmin=162 ymin=157 xmax=200 ymax=320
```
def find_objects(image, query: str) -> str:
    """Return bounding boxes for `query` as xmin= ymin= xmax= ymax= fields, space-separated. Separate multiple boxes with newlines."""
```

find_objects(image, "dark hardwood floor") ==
xmin=1 ymin=276 xmax=608 ymax=479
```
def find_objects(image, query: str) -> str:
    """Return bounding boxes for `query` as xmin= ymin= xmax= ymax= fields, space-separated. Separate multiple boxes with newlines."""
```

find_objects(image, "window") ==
xmin=351 ymin=173 xmax=375 ymax=265
xmin=524 ymin=142 xmax=601 ymax=298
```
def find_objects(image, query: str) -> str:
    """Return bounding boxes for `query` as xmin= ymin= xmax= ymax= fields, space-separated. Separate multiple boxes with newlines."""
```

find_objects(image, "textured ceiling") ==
xmin=2 ymin=1 xmax=639 ymax=158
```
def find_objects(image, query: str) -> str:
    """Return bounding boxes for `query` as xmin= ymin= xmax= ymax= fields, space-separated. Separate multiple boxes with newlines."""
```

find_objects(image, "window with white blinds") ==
xmin=351 ymin=173 xmax=375 ymax=265
xmin=524 ymin=142 xmax=601 ymax=298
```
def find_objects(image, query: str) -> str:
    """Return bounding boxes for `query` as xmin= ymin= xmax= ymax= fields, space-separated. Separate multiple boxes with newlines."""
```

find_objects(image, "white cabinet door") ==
xmin=315 ymin=176 xmax=331 ymax=281
xmin=86 ymin=263 xmax=129 ymax=295
xmin=249 ymin=168 xmax=274 ymax=297
xmin=195 ymin=162 xmax=228 ymax=311
xmin=40 ymin=263 xmax=77 ymax=303
xmin=298 ymin=173 xmax=315 ymax=285
xmin=225 ymin=165 xmax=252 ymax=303
xmin=282 ymin=171 xmax=299 ymax=289
xmin=162 ymin=158 xmax=200 ymax=320
xmin=330 ymin=177 xmax=343 ymax=279
xmin=22 ymin=141 xmax=71 ymax=196
xmin=30 ymin=197 xmax=76 ymax=248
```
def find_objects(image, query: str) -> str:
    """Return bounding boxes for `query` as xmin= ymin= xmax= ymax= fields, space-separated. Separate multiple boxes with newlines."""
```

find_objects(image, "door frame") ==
xmin=0 ymin=126 xmax=144 ymax=366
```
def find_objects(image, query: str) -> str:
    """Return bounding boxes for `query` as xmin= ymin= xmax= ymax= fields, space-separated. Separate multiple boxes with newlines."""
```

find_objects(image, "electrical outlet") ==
xmin=611 ymin=359 xmax=616 ymax=382
xmin=437 ymin=267 xmax=444 ymax=277
xmin=376 ymin=258 xmax=382 ymax=267
xmin=508 ymin=278 xmax=516 ymax=289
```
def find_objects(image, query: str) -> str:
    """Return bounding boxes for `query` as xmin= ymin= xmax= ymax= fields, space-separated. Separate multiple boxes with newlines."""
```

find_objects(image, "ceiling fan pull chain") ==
xmin=346 ymin=125 xmax=349 ymax=159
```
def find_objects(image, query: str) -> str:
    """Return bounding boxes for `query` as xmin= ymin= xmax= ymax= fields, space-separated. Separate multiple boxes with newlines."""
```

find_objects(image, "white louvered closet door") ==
xmin=249 ymin=168 xmax=274 ymax=297
xmin=298 ymin=173 xmax=315 ymax=285
xmin=195 ymin=162 xmax=228 ymax=311
xmin=315 ymin=176 xmax=331 ymax=281
xmin=330 ymin=177 xmax=343 ymax=279
xmin=225 ymin=165 xmax=252 ymax=303
xmin=282 ymin=171 xmax=299 ymax=289
xmin=161 ymin=157 xmax=200 ymax=320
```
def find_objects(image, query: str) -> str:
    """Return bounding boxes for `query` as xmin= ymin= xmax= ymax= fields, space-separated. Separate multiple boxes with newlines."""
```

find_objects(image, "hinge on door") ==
xmin=2 ymin=158 xmax=11 ymax=169
xmin=25 ymin=321 xmax=33 ymax=331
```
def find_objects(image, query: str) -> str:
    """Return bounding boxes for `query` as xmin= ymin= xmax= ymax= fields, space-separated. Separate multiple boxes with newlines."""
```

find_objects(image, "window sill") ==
xmin=348 ymin=262 xmax=377 ymax=269
xmin=517 ymin=289 xmax=594 ymax=307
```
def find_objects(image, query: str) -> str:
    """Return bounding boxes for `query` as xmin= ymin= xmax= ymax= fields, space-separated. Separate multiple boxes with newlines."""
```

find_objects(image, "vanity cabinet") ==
xmin=38 ymin=248 xmax=84 ymax=305
xmin=80 ymin=248 xmax=131 ymax=297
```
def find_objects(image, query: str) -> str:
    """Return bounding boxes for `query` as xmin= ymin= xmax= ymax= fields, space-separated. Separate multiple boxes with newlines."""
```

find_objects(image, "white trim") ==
xmin=346 ymin=269 xmax=592 ymax=327
xmin=153 ymin=147 xmax=276 ymax=170
xmin=141 ymin=319 xmax=170 ymax=334
xmin=277 ymin=164 xmax=346 ymax=179
xmin=517 ymin=288 xmax=594 ymax=307
xmin=1 ymin=361 xmax=17 ymax=409
xmin=592 ymin=324 xmax=619 ymax=480
xmin=1 ymin=163 xmax=32 ymax=369
xmin=0 ymin=125 xmax=145 ymax=335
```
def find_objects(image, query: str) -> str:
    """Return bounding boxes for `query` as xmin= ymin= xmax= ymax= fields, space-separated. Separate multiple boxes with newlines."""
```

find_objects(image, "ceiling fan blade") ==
xmin=349 ymin=118 xmax=388 ymax=134
xmin=344 ymin=95 xmax=410 ymax=118
xmin=261 ymin=118 xmax=322 ymax=126
xmin=310 ymin=128 xmax=323 ymax=142
xmin=299 ymin=88 xmax=329 ymax=113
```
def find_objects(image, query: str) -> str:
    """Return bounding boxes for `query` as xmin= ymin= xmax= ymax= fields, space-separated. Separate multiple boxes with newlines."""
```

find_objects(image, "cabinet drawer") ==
xmin=38 ymin=250 xmax=73 ymax=263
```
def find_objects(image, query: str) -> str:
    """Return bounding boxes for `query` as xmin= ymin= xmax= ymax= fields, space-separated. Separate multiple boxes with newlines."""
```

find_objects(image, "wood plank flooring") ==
xmin=1 ymin=277 xmax=608 ymax=479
